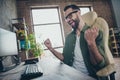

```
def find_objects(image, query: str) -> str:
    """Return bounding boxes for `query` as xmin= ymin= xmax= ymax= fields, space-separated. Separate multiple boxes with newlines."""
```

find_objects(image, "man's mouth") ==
xmin=70 ymin=22 xmax=75 ymax=27
xmin=69 ymin=21 xmax=74 ymax=26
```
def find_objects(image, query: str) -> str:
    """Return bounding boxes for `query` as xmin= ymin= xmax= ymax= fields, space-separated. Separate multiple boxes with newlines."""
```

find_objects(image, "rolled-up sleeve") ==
xmin=95 ymin=30 xmax=107 ymax=69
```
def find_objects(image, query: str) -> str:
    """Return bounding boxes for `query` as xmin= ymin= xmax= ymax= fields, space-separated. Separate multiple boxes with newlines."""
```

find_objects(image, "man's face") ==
xmin=64 ymin=8 xmax=80 ymax=31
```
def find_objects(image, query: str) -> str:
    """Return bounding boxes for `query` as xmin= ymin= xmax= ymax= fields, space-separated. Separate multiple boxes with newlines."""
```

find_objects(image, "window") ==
xmin=31 ymin=7 xmax=64 ymax=57
xmin=79 ymin=6 xmax=92 ymax=15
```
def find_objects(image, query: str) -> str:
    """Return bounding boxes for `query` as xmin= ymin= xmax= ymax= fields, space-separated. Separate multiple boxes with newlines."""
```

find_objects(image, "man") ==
xmin=44 ymin=4 xmax=107 ymax=79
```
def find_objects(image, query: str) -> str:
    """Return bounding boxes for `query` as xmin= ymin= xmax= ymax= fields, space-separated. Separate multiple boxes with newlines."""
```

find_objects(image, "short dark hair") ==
xmin=64 ymin=4 xmax=80 ymax=11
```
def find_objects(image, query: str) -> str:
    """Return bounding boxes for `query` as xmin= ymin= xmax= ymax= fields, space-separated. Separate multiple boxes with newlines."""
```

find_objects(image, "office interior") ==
xmin=0 ymin=0 xmax=120 ymax=80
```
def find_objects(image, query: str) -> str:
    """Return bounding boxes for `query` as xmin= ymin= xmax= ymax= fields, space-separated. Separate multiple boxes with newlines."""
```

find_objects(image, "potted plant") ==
xmin=25 ymin=33 xmax=43 ymax=59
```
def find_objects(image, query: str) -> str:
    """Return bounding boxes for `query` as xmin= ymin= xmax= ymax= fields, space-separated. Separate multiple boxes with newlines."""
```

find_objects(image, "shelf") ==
xmin=17 ymin=36 xmax=25 ymax=40
xmin=12 ymin=23 xmax=24 ymax=30
xmin=111 ymin=41 xmax=116 ymax=43
xmin=112 ymin=47 xmax=118 ymax=49
xmin=12 ymin=18 xmax=28 ymax=61
xmin=109 ymin=27 xmax=120 ymax=56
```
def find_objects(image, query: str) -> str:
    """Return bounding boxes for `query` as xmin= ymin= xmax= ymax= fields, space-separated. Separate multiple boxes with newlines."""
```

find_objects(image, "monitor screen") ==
xmin=0 ymin=28 xmax=18 ymax=57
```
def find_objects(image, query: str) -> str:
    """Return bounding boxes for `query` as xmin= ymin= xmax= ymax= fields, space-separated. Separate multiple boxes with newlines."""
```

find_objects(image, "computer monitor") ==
xmin=0 ymin=28 xmax=18 ymax=72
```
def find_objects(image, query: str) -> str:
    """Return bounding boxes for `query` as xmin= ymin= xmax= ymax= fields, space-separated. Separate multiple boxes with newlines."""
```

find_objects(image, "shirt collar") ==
xmin=71 ymin=23 xmax=90 ymax=34
xmin=81 ymin=23 xmax=90 ymax=33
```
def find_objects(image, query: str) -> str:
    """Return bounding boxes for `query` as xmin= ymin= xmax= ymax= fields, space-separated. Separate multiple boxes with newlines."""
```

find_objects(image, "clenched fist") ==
xmin=44 ymin=38 xmax=52 ymax=49
xmin=84 ymin=27 xmax=99 ymax=45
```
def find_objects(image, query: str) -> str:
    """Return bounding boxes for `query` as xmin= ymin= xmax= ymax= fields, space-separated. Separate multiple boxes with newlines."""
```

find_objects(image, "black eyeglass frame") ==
xmin=65 ymin=10 xmax=79 ymax=20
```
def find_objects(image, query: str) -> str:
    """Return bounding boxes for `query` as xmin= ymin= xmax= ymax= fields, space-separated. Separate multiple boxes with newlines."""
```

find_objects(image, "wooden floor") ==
xmin=114 ymin=57 xmax=120 ymax=80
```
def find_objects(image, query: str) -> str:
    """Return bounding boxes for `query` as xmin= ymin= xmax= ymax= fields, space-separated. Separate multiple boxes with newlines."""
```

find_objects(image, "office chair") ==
xmin=82 ymin=11 xmax=116 ymax=80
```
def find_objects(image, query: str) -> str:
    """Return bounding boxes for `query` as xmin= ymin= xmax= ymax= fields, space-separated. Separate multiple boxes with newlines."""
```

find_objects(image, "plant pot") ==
xmin=28 ymin=49 xmax=35 ymax=58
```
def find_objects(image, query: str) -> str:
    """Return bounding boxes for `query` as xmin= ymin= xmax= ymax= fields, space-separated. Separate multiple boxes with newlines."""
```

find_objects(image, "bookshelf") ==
xmin=12 ymin=18 xmax=28 ymax=61
xmin=109 ymin=28 xmax=120 ymax=56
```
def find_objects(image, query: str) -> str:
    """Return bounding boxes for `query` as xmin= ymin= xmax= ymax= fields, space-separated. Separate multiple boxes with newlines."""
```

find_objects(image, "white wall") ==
xmin=0 ymin=0 xmax=17 ymax=30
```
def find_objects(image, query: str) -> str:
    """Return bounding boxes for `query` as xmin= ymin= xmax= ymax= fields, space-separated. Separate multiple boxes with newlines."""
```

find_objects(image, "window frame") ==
xmin=30 ymin=6 xmax=65 ymax=51
xmin=78 ymin=5 xmax=93 ymax=15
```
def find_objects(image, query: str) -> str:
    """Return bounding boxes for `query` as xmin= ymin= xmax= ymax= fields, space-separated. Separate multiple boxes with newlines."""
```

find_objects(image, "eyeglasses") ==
xmin=65 ymin=10 xmax=78 ymax=20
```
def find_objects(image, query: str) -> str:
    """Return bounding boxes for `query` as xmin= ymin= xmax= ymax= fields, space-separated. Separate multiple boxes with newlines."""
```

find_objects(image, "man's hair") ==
xmin=64 ymin=4 xmax=80 ymax=11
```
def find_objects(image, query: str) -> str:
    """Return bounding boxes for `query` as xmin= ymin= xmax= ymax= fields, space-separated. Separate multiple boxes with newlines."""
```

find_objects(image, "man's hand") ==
xmin=44 ymin=38 xmax=64 ymax=61
xmin=44 ymin=39 xmax=52 ymax=49
xmin=84 ymin=27 xmax=99 ymax=45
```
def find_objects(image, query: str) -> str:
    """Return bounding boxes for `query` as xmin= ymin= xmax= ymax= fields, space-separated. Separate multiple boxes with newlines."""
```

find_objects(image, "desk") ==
xmin=0 ymin=56 xmax=96 ymax=80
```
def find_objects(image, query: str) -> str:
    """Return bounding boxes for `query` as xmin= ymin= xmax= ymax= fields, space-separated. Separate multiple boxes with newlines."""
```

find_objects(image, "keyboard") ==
xmin=21 ymin=64 xmax=43 ymax=80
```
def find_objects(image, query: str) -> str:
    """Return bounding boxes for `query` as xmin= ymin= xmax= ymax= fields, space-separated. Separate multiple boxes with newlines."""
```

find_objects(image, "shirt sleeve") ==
xmin=94 ymin=30 xmax=107 ymax=70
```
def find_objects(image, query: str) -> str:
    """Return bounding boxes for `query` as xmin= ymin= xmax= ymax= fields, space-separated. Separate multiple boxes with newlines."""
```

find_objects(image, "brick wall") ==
xmin=16 ymin=0 xmax=115 ymax=37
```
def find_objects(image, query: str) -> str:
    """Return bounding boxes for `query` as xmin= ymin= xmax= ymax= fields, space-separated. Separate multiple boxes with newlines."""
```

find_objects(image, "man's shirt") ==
xmin=73 ymin=35 xmax=88 ymax=74
xmin=63 ymin=24 xmax=107 ymax=78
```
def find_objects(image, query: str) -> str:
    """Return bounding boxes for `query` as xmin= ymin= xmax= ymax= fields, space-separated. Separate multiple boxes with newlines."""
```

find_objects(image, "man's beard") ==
xmin=72 ymin=19 xmax=80 ymax=31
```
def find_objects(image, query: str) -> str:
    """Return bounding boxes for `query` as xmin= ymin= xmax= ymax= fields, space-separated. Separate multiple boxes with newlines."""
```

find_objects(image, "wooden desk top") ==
xmin=0 ymin=56 xmax=96 ymax=80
